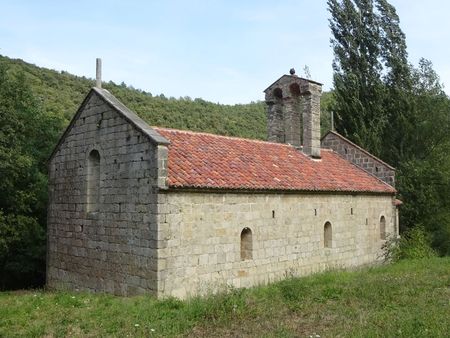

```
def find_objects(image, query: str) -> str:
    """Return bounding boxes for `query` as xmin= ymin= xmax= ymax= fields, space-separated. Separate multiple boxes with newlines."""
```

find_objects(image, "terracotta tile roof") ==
xmin=154 ymin=127 xmax=396 ymax=194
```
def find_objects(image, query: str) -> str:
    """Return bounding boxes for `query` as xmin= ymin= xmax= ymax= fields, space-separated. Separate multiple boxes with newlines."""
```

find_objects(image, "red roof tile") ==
xmin=154 ymin=127 xmax=396 ymax=194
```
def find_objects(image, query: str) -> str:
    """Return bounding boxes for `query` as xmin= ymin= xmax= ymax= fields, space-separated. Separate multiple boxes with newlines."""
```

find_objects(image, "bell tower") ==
xmin=264 ymin=69 xmax=322 ymax=158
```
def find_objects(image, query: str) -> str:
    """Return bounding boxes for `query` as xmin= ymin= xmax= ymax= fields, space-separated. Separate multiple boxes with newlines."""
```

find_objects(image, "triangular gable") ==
xmin=321 ymin=130 xmax=395 ymax=170
xmin=263 ymin=74 xmax=323 ymax=93
xmin=48 ymin=87 xmax=169 ymax=164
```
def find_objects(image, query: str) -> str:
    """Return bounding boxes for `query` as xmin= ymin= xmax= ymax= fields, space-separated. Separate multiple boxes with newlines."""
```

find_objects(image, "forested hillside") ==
xmin=0 ymin=55 xmax=269 ymax=140
xmin=0 ymin=55 xmax=335 ymax=139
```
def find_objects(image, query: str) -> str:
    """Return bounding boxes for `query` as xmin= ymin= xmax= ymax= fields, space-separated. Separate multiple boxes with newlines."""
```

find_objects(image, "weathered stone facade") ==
xmin=47 ymin=88 xmax=169 ymax=296
xmin=321 ymin=131 xmax=396 ymax=186
xmin=47 ymin=73 xmax=398 ymax=299
xmin=264 ymin=75 xmax=322 ymax=157
xmin=158 ymin=192 xmax=396 ymax=298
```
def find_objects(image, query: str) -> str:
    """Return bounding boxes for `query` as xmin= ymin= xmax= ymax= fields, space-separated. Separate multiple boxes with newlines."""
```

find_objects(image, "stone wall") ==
xmin=301 ymin=84 xmax=322 ymax=158
xmin=265 ymin=75 xmax=322 ymax=156
xmin=158 ymin=191 xmax=396 ymax=299
xmin=266 ymin=97 xmax=285 ymax=144
xmin=322 ymin=132 xmax=396 ymax=186
xmin=47 ymin=91 xmax=160 ymax=296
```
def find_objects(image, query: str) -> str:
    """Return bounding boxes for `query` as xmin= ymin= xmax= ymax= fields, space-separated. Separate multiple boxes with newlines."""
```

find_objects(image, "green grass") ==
xmin=1 ymin=258 xmax=449 ymax=337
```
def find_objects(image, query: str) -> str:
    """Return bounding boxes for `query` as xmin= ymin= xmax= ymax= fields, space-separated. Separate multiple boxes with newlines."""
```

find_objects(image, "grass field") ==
xmin=1 ymin=257 xmax=449 ymax=337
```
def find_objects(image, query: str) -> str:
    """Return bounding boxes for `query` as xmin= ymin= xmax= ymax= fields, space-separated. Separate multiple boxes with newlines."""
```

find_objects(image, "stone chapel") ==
xmin=47 ymin=71 xmax=400 ymax=298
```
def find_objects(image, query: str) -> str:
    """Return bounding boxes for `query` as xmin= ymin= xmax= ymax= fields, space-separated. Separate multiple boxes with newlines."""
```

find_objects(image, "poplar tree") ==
xmin=328 ymin=0 xmax=450 ymax=255
xmin=327 ymin=0 xmax=409 ymax=157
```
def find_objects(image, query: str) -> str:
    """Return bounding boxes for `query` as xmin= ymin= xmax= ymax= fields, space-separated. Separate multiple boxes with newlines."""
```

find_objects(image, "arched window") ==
xmin=380 ymin=216 xmax=386 ymax=240
xmin=273 ymin=88 xmax=283 ymax=100
xmin=289 ymin=83 xmax=301 ymax=96
xmin=324 ymin=222 xmax=332 ymax=248
xmin=87 ymin=150 xmax=100 ymax=212
xmin=240 ymin=228 xmax=253 ymax=260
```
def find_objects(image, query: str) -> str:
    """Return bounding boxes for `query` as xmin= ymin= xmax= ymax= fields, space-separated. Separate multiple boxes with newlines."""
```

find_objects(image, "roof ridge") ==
xmin=152 ymin=126 xmax=295 ymax=147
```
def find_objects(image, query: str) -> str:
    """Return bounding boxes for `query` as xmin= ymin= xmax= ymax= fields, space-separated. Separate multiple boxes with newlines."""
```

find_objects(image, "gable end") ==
xmin=48 ymin=88 xmax=169 ymax=164
xmin=321 ymin=130 xmax=395 ymax=187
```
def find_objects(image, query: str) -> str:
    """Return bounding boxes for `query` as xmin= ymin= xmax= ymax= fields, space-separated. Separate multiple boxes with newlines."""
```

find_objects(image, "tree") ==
xmin=328 ymin=0 xmax=410 ymax=157
xmin=0 ymin=62 xmax=63 ymax=288
xmin=328 ymin=0 xmax=386 ymax=155
xmin=395 ymin=60 xmax=450 ymax=254
xmin=328 ymin=0 xmax=450 ymax=255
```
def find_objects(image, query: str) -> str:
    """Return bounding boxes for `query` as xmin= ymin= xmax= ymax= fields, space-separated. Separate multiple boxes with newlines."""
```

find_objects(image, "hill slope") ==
xmin=0 ymin=55 xmax=333 ymax=140
xmin=0 ymin=55 xmax=268 ymax=140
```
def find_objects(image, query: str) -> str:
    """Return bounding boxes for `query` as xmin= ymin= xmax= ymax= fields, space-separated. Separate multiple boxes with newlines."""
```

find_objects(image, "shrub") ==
xmin=0 ymin=211 xmax=46 ymax=290
xmin=384 ymin=226 xmax=437 ymax=262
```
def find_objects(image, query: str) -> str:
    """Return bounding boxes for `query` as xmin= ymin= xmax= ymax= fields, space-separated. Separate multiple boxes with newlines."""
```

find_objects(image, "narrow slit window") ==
xmin=324 ymin=222 xmax=332 ymax=248
xmin=380 ymin=216 xmax=386 ymax=240
xmin=240 ymin=228 xmax=253 ymax=260
xmin=87 ymin=150 xmax=100 ymax=212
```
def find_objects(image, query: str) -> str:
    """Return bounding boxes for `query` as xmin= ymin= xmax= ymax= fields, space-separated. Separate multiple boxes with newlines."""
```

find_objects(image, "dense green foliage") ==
xmin=0 ymin=62 xmax=64 ymax=289
xmin=328 ymin=0 xmax=450 ymax=255
xmin=1 ymin=258 xmax=449 ymax=337
xmin=0 ymin=55 xmax=334 ymax=139
xmin=0 ymin=55 xmax=268 ymax=140
xmin=384 ymin=226 xmax=437 ymax=262
xmin=328 ymin=0 xmax=390 ymax=155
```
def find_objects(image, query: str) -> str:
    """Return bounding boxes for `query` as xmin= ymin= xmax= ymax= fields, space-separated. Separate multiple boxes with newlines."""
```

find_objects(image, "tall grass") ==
xmin=0 ymin=257 xmax=449 ymax=337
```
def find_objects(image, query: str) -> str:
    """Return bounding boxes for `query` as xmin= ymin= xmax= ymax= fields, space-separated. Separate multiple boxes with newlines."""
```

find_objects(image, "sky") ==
xmin=0 ymin=0 xmax=449 ymax=104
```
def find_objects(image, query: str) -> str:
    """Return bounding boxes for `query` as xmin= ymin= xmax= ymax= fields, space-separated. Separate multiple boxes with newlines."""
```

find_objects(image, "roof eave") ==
xmin=164 ymin=185 xmax=396 ymax=195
